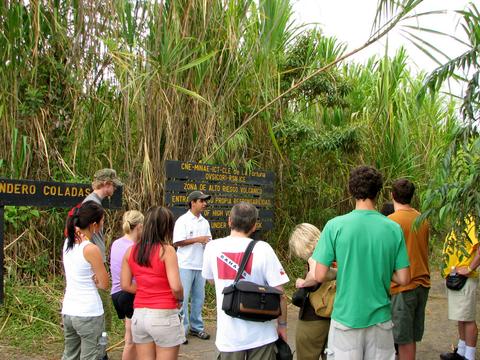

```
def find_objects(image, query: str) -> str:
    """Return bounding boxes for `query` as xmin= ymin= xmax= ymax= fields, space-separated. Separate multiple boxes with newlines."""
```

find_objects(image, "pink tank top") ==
xmin=127 ymin=244 xmax=177 ymax=309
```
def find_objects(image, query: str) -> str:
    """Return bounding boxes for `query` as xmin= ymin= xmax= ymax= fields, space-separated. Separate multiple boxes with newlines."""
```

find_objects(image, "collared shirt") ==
xmin=173 ymin=210 xmax=211 ymax=270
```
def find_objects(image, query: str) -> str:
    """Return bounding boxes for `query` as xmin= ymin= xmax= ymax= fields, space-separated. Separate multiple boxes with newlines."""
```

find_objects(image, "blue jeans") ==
xmin=179 ymin=268 xmax=205 ymax=333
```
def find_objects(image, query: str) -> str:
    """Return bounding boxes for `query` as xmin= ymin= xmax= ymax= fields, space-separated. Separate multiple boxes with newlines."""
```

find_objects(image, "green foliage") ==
xmin=0 ymin=0 xmax=472 ymax=354
xmin=0 ymin=279 xmax=63 ymax=350
xmin=280 ymin=30 xmax=350 ymax=105
xmin=4 ymin=206 xmax=40 ymax=229
xmin=414 ymin=3 xmax=480 ymax=241
xmin=418 ymin=135 xmax=480 ymax=235
xmin=0 ymin=279 xmax=126 ymax=353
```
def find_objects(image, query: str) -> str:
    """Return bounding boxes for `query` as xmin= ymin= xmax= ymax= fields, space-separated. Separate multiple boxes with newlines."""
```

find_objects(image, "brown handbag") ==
xmin=309 ymin=280 xmax=336 ymax=317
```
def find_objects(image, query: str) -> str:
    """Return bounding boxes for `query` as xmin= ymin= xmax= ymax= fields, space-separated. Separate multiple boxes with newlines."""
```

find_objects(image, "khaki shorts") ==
xmin=325 ymin=319 xmax=395 ymax=360
xmin=447 ymin=276 xmax=478 ymax=321
xmin=391 ymin=286 xmax=429 ymax=344
xmin=132 ymin=308 xmax=186 ymax=347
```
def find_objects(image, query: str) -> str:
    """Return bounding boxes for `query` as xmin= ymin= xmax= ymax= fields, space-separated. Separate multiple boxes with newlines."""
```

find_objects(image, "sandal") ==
xmin=189 ymin=329 xmax=210 ymax=340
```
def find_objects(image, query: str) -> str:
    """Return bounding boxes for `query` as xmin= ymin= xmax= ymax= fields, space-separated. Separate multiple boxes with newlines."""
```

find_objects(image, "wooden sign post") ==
xmin=165 ymin=160 xmax=275 ymax=238
xmin=0 ymin=178 xmax=123 ymax=304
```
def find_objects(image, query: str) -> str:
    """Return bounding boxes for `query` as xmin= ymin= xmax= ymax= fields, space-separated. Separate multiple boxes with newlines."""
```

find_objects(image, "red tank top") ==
xmin=128 ymin=244 xmax=177 ymax=309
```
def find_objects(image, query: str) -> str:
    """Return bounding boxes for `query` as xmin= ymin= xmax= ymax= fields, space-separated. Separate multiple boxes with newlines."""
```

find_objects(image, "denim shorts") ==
xmin=132 ymin=308 xmax=186 ymax=347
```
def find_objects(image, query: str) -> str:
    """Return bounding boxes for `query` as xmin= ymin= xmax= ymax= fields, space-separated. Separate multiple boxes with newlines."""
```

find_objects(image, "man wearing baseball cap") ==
xmin=83 ymin=168 xmax=122 ymax=261
xmin=82 ymin=168 xmax=122 ymax=355
xmin=173 ymin=190 xmax=213 ymax=343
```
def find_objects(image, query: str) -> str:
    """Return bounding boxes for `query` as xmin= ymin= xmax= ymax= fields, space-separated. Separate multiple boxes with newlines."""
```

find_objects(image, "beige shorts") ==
xmin=447 ymin=276 xmax=478 ymax=321
xmin=132 ymin=308 xmax=186 ymax=347
xmin=325 ymin=319 xmax=395 ymax=360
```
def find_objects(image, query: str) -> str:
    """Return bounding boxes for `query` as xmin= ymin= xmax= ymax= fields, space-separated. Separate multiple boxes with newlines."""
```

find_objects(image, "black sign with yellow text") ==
xmin=165 ymin=160 xmax=275 ymax=237
xmin=0 ymin=178 xmax=122 ymax=208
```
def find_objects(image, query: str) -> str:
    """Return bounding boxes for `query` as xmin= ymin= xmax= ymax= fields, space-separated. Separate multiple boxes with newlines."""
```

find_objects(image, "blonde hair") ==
xmin=289 ymin=223 xmax=321 ymax=260
xmin=92 ymin=180 xmax=110 ymax=190
xmin=122 ymin=210 xmax=144 ymax=234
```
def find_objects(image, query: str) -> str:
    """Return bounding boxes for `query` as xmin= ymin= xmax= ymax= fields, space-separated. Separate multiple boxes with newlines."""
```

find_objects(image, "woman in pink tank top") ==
xmin=110 ymin=210 xmax=144 ymax=360
xmin=121 ymin=206 xmax=185 ymax=360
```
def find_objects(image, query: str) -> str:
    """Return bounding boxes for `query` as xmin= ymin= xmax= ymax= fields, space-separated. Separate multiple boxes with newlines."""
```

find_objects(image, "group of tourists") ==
xmin=59 ymin=165 xmax=479 ymax=360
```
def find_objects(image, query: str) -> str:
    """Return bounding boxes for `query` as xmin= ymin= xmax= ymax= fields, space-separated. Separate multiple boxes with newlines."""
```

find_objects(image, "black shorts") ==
xmin=111 ymin=291 xmax=135 ymax=319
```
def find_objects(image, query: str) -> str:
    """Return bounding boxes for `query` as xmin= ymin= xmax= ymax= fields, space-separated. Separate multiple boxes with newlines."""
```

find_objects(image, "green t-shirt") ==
xmin=313 ymin=210 xmax=409 ymax=328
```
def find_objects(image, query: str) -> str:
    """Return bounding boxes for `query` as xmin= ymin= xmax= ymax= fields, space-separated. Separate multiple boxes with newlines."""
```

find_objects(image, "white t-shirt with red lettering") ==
xmin=202 ymin=236 xmax=289 ymax=352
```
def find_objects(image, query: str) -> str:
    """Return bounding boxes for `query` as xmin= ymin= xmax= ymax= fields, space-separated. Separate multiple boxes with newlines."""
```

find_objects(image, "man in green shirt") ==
xmin=314 ymin=165 xmax=411 ymax=360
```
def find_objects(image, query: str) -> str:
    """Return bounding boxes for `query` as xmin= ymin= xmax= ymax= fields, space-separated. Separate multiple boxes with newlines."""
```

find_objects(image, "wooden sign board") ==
xmin=165 ymin=160 xmax=275 ymax=238
xmin=0 ymin=178 xmax=123 ymax=304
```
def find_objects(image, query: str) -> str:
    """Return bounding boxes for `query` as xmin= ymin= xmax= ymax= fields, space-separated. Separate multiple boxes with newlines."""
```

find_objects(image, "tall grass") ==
xmin=0 ymin=0 xmax=456 ymax=279
xmin=0 ymin=0 xmax=460 ymax=353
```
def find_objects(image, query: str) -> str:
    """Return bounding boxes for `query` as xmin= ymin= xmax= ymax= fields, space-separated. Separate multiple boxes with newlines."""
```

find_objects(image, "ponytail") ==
xmin=65 ymin=201 xmax=104 ymax=251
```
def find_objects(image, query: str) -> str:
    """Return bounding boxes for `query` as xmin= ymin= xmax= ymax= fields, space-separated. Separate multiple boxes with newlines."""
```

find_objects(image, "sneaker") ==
xmin=440 ymin=348 xmax=466 ymax=360
xmin=183 ymin=339 xmax=188 ymax=345
xmin=189 ymin=329 xmax=210 ymax=340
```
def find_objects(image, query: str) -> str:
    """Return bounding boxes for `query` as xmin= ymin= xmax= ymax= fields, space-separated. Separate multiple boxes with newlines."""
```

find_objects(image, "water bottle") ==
xmin=450 ymin=266 xmax=457 ymax=276
xmin=98 ymin=332 xmax=108 ymax=360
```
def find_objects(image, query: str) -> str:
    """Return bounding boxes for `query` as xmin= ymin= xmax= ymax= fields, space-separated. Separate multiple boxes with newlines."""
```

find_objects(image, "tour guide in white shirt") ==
xmin=202 ymin=202 xmax=289 ymax=359
xmin=173 ymin=190 xmax=212 ymax=342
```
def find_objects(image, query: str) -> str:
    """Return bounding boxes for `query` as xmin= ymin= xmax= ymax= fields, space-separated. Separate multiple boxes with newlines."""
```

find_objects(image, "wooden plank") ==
xmin=0 ymin=178 xmax=122 ymax=209
xmin=209 ymin=218 xmax=274 ymax=232
xmin=165 ymin=193 xmax=273 ymax=209
xmin=169 ymin=206 xmax=274 ymax=219
xmin=165 ymin=180 xmax=274 ymax=198
xmin=165 ymin=160 xmax=275 ymax=186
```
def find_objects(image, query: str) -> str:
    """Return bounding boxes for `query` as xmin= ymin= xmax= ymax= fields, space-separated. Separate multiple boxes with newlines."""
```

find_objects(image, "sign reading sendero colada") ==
xmin=0 ymin=178 xmax=122 ymax=208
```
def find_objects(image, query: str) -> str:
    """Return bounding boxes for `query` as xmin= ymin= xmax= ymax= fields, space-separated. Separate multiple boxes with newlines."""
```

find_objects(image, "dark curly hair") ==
xmin=348 ymin=165 xmax=383 ymax=200
xmin=392 ymin=178 xmax=415 ymax=205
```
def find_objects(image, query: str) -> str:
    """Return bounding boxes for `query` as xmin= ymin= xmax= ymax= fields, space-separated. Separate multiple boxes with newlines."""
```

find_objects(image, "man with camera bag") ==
xmin=202 ymin=202 xmax=289 ymax=359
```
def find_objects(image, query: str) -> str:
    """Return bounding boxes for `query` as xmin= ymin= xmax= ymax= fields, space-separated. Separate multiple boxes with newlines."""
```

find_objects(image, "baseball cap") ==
xmin=94 ymin=168 xmax=123 ymax=187
xmin=187 ymin=190 xmax=211 ymax=203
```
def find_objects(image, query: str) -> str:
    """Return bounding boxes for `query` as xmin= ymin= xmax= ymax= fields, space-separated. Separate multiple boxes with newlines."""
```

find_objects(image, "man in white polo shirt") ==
xmin=173 ymin=190 xmax=212 ymax=342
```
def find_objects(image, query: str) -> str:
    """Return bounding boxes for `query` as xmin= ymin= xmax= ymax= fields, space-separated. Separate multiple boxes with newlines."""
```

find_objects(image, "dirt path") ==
xmin=1 ymin=274 xmax=478 ymax=359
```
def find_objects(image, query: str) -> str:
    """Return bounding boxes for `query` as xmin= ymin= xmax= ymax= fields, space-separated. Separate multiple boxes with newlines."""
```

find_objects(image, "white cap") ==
xmin=102 ymin=332 xmax=107 ymax=337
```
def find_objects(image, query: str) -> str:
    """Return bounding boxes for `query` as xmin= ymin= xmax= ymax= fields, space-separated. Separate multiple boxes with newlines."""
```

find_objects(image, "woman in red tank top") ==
xmin=121 ymin=206 xmax=185 ymax=360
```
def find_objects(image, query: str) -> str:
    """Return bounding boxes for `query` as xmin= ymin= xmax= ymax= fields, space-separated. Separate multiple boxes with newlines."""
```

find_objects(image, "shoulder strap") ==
xmin=233 ymin=240 xmax=258 ymax=284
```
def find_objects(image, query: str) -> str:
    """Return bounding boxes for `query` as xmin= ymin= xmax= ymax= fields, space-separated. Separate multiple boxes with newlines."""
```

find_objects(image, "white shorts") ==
xmin=447 ymin=276 xmax=478 ymax=321
xmin=132 ymin=308 xmax=185 ymax=347
xmin=325 ymin=319 xmax=395 ymax=360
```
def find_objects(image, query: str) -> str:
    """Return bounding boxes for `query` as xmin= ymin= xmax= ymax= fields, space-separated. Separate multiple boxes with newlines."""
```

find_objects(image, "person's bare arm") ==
xmin=315 ymin=262 xmax=330 ymax=283
xmin=163 ymin=245 xmax=183 ymax=301
xmin=458 ymin=245 xmax=480 ymax=275
xmin=174 ymin=236 xmax=210 ymax=247
xmin=392 ymin=267 xmax=410 ymax=285
xmin=84 ymin=244 xmax=109 ymax=290
xmin=121 ymin=247 xmax=137 ymax=294
xmin=297 ymin=257 xmax=337 ymax=288
xmin=275 ymin=286 xmax=288 ymax=341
